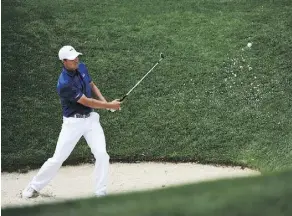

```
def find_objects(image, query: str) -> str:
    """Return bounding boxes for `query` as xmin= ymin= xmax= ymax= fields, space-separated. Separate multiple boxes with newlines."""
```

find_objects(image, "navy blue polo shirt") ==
xmin=57 ymin=62 xmax=93 ymax=117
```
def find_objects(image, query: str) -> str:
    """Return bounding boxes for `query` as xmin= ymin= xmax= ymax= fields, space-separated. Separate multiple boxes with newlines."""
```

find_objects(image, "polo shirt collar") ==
xmin=63 ymin=67 xmax=77 ymax=77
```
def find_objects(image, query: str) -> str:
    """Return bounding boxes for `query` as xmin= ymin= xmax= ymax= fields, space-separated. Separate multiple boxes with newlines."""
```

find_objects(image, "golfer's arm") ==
xmin=90 ymin=82 xmax=107 ymax=102
xmin=77 ymin=95 xmax=112 ymax=109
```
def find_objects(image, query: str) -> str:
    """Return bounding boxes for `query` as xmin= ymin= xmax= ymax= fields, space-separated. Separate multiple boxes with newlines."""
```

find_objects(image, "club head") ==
xmin=160 ymin=53 xmax=165 ymax=59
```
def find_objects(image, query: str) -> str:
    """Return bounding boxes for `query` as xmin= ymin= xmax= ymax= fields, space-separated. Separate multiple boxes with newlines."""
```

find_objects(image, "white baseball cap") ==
xmin=58 ymin=45 xmax=83 ymax=60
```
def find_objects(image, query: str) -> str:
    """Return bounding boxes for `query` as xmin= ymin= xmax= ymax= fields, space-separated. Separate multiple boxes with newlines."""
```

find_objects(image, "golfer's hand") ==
xmin=108 ymin=99 xmax=121 ymax=111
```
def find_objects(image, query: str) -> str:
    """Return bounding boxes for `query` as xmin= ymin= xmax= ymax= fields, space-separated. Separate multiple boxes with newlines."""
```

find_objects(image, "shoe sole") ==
xmin=22 ymin=191 xmax=39 ymax=199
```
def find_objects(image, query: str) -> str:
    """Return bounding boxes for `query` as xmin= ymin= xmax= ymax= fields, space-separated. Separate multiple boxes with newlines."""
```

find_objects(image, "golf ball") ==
xmin=247 ymin=42 xmax=252 ymax=48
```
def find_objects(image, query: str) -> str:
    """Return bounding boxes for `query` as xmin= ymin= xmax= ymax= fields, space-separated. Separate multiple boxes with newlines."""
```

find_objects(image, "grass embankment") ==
xmin=2 ymin=0 xmax=291 ymax=173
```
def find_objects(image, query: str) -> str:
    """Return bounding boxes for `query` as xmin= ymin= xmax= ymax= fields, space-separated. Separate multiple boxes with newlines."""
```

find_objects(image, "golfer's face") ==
xmin=64 ymin=57 xmax=79 ymax=70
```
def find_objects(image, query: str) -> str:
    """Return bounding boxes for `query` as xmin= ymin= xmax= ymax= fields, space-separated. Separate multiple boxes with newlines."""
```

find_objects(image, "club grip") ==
xmin=108 ymin=95 xmax=126 ymax=113
xmin=119 ymin=95 xmax=127 ymax=102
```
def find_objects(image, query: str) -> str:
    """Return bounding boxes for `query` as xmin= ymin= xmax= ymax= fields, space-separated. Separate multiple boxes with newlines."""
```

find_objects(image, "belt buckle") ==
xmin=73 ymin=113 xmax=90 ymax=118
xmin=75 ymin=114 xmax=82 ymax=118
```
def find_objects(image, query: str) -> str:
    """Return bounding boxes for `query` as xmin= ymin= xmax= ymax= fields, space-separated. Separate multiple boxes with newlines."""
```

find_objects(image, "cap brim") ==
xmin=66 ymin=52 xmax=83 ymax=60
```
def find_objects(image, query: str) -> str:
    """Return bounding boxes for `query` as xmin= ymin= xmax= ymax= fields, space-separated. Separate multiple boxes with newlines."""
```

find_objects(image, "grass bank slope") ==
xmin=2 ymin=0 xmax=292 ymax=172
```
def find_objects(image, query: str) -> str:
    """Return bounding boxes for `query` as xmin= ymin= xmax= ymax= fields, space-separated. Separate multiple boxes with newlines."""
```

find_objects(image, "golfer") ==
xmin=22 ymin=45 xmax=121 ymax=198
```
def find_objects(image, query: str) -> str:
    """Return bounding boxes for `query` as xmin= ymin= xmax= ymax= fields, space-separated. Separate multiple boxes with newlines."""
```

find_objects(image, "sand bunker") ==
xmin=1 ymin=162 xmax=259 ymax=208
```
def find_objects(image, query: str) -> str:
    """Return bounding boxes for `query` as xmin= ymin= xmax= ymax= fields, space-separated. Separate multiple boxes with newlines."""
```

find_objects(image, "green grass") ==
xmin=2 ymin=169 xmax=292 ymax=216
xmin=2 ymin=0 xmax=292 ymax=173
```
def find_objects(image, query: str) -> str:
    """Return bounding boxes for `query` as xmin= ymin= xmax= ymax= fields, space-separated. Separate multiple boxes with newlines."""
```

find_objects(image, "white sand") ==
xmin=1 ymin=162 xmax=259 ymax=208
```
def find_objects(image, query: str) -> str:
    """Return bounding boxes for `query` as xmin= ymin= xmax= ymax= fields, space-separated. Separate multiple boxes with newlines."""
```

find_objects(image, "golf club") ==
xmin=118 ymin=53 xmax=165 ymax=102
xmin=110 ymin=53 xmax=165 ymax=112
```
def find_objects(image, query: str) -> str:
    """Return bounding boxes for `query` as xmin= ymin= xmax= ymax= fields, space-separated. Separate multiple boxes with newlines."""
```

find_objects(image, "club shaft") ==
xmin=125 ymin=58 xmax=163 ymax=96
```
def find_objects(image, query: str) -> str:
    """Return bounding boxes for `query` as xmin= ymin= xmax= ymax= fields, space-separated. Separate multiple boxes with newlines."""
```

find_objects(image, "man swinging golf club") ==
xmin=22 ymin=45 xmax=121 ymax=198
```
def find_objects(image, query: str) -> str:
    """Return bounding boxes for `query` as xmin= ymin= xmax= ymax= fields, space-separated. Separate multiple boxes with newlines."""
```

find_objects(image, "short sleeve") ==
xmin=79 ymin=62 xmax=92 ymax=83
xmin=86 ymin=67 xmax=92 ymax=83
xmin=59 ymin=83 xmax=83 ymax=102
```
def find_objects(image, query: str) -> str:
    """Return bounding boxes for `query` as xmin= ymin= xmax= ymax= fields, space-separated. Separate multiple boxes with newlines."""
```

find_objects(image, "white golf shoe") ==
xmin=22 ymin=185 xmax=39 ymax=198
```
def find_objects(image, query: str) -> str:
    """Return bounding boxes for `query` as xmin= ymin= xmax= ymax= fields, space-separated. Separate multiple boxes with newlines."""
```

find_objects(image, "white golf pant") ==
xmin=29 ymin=112 xmax=109 ymax=196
